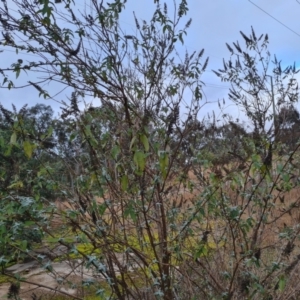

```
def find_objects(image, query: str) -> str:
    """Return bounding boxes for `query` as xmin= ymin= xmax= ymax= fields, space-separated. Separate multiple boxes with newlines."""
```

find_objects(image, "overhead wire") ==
xmin=248 ymin=0 xmax=300 ymax=38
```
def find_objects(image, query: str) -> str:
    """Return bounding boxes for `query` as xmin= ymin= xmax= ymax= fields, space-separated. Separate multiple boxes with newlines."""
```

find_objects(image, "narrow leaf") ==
xmin=279 ymin=275 xmax=286 ymax=292
xmin=124 ymin=200 xmax=137 ymax=222
xmin=159 ymin=152 xmax=169 ymax=179
xmin=23 ymin=140 xmax=34 ymax=158
xmin=134 ymin=150 xmax=145 ymax=171
xmin=10 ymin=132 xmax=17 ymax=144
xmin=121 ymin=175 xmax=128 ymax=191
xmin=130 ymin=136 xmax=136 ymax=150
xmin=140 ymin=134 xmax=149 ymax=151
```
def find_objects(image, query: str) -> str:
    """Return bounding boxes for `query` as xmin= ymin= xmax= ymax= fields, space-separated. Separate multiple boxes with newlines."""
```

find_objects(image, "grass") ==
xmin=9 ymin=165 xmax=300 ymax=298
xmin=0 ymin=274 xmax=11 ymax=284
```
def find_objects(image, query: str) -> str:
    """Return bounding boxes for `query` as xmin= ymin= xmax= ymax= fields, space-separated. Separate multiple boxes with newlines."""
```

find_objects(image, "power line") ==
xmin=248 ymin=0 xmax=300 ymax=38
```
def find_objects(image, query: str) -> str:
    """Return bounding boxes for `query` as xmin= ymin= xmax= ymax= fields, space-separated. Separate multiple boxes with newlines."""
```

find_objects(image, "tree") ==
xmin=214 ymin=27 xmax=299 ymax=151
xmin=278 ymin=104 xmax=300 ymax=128
xmin=206 ymin=28 xmax=300 ymax=299
xmin=0 ymin=104 xmax=58 ymax=198
xmin=0 ymin=104 xmax=56 ymax=262
xmin=0 ymin=1 xmax=210 ymax=299
xmin=277 ymin=105 xmax=300 ymax=150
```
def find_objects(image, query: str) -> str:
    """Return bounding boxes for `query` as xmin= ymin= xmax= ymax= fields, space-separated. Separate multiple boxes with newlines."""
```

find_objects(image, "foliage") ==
xmin=0 ymin=104 xmax=61 ymax=200
xmin=214 ymin=28 xmax=299 ymax=147
xmin=0 ymin=1 xmax=300 ymax=300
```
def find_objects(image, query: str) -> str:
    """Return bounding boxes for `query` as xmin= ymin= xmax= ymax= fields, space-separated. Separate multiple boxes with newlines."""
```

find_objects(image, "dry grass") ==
xmin=47 ymin=160 xmax=300 ymax=299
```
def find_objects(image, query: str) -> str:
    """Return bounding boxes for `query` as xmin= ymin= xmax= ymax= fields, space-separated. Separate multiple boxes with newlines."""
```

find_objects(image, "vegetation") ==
xmin=0 ymin=0 xmax=300 ymax=299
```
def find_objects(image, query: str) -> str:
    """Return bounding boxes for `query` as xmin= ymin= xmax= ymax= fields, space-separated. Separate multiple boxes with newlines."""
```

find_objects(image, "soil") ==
xmin=0 ymin=249 xmax=130 ymax=300
xmin=1 ymin=259 xmax=91 ymax=300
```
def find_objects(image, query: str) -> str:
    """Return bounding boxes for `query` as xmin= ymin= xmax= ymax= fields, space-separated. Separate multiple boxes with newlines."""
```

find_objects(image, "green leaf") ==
xmin=20 ymin=240 xmax=28 ymax=251
xmin=159 ymin=151 xmax=169 ymax=179
xmin=111 ymin=145 xmax=120 ymax=160
xmin=130 ymin=136 xmax=136 ymax=150
xmin=124 ymin=200 xmax=137 ymax=222
xmin=121 ymin=175 xmax=128 ymax=191
xmin=23 ymin=140 xmax=34 ymax=158
xmin=69 ymin=132 xmax=77 ymax=142
xmin=134 ymin=150 xmax=145 ymax=171
xmin=97 ymin=203 xmax=107 ymax=216
xmin=194 ymin=244 xmax=208 ymax=259
xmin=8 ymin=181 xmax=24 ymax=189
xmin=278 ymin=274 xmax=286 ymax=292
xmin=15 ymin=68 xmax=21 ymax=79
xmin=10 ymin=132 xmax=17 ymax=144
xmin=140 ymin=134 xmax=149 ymax=151
xmin=179 ymin=33 xmax=184 ymax=44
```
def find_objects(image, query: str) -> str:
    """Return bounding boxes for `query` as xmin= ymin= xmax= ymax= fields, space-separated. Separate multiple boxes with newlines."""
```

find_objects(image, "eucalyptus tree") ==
xmin=276 ymin=105 xmax=300 ymax=149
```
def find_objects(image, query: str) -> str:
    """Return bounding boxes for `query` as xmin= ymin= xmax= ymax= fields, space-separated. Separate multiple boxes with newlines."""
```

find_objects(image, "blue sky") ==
xmin=1 ymin=0 xmax=300 ymax=120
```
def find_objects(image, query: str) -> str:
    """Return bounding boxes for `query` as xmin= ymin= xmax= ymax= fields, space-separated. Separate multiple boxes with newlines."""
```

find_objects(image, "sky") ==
xmin=1 ymin=0 xmax=300 ymax=120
